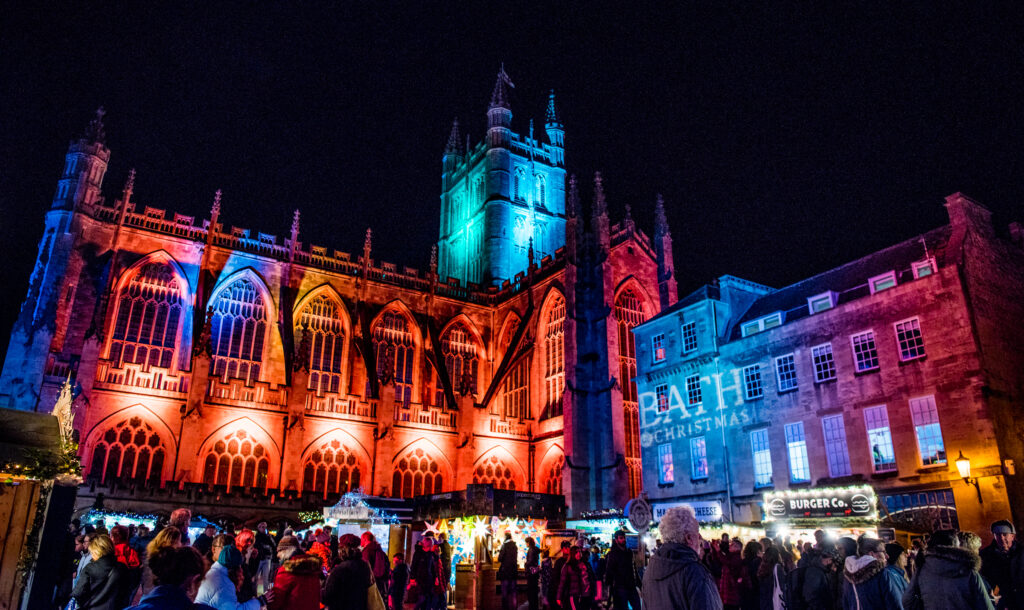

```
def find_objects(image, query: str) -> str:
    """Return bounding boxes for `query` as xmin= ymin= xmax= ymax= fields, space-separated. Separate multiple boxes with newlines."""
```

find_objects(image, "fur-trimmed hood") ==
xmin=923 ymin=545 xmax=981 ymax=576
xmin=282 ymin=552 xmax=322 ymax=576
xmin=843 ymin=555 xmax=886 ymax=584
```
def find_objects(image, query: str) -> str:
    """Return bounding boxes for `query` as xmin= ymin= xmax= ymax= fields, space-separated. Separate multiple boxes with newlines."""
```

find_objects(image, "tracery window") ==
xmin=297 ymin=294 xmax=346 ymax=394
xmin=441 ymin=322 xmax=479 ymax=399
xmin=110 ymin=262 xmax=184 ymax=369
xmin=514 ymin=167 xmax=526 ymax=201
xmin=201 ymin=429 xmax=269 ymax=491
xmin=89 ymin=416 xmax=166 ymax=486
xmin=615 ymin=289 xmax=645 ymax=498
xmin=302 ymin=438 xmax=361 ymax=498
xmin=210 ymin=278 xmax=267 ymax=384
xmin=542 ymin=295 xmax=566 ymax=418
xmin=473 ymin=454 xmax=517 ymax=490
xmin=500 ymin=316 xmax=520 ymax=358
xmin=497 ymin=359 xmax=530 ymax=420
xmin=373 ymin=311 xmax=414 ymax=406
xmin=536 ymin=174 xmax=546 ymax=207
xmin=542 ymin=455 xmax=564 ymax=495
xmin=391 ymin=447 xmax=443 ymax=498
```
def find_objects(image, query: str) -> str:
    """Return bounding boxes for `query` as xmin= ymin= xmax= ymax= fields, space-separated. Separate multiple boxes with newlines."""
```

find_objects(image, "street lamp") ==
xmin=955 ymin=451 xmax=982 ymax=504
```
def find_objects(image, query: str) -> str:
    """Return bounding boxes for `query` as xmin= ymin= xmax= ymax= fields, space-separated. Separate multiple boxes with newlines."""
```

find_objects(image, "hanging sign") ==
xmin=762 ymin=485 xmax=878 ymax=522
xmin=652 ymin=500 xmax=723 ymax=523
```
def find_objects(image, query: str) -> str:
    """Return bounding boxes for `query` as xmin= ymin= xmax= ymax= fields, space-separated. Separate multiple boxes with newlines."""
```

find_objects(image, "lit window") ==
xmin=681 ymin=321 xmax=698 ymax=353
xmin=775 ymin=354 xmax=798 ymax=392
xmin=652 ymin=333 xmax=666 ymax=363
xmin=850 ymin=331 xmax=879 ymax=372
xmin=109 ymin=261 xmax=184 ymax=370
xmin=751 ymin=429 xmax=773 ymax=488
xmin=372 ymin=311 xmax=415 ymax=408
xmin=88 ymin=416 xmax=166 ymax=487
xmin=807 ymin=291 xmax=837 ymax=314
xmin=542 ymin=295 xmax=566 ymax=418
xmin=658 ymin=443 xmax=674 ymax=485
xmin=822 ymin=415 xmax=852 ymax=477
xmin=302 ymin=438 xmax=362 ymax=498
xmin=685 ymin=374 xmax=702 ymax=407
xmin=391 ymin=447 xmax=444 ymax=498
xmin=910 ymin=396 xmax=946 ymax=466
xmin=297 ymin=294 xmax=346 ymax=395
xmin=741 ymin=312 xmax=784 ymax=337
xmin=210 ymin=277 xmax=268 ymax=384
xmin=912 ymin=259 xmax=936 ymax=279
xmin=656 ymin=384 xmax=669 ymax=413
xmin=690 ymin=437 xmax=708 ymax=479
xmin=864 ymin=406 xmax=897 ymax=473
xmin=811 ymin=343 xmax=836 ymax=382
xmin=743 ymin=365 xmax=763 ymax=399
xmin=895 ymin=318 xmax=925 ymax=361
xmin=784 ymin=422 xmax=810 ymax=483
xmin=869 ymin=271 xmax=897 ymax=294
xmin=201 ymin=429 xmax=270 ymax=492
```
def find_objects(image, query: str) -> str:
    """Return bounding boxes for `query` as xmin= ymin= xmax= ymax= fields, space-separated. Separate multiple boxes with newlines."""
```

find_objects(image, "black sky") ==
xmin=3 ymin=4 xmax=1024 ymax=360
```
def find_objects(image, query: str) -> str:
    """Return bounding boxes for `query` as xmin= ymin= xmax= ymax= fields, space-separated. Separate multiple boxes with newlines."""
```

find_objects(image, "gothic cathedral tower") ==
xmin=438 ymin=68 xmax=567 ymax=286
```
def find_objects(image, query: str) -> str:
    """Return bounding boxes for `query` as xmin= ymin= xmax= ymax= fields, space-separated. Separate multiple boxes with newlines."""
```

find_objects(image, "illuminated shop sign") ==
xmin=762 ymin=485 xmax=878 ymax=522
xmin=653 ymin=500 xmax=723 ymax=523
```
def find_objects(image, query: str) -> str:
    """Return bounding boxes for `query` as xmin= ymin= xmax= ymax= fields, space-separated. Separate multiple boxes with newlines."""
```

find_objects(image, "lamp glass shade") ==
xmin=955 ymin=451 xmax=971 ymax=479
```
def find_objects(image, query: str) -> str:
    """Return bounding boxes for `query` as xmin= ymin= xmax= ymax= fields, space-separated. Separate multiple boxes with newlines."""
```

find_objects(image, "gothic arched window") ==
xmin=210 ymin=277 xmax=268 ymax=384
xmin=88 ymin=416 xmax=166 ymax=487
xmin=373 ymin=310 xmax=414 ymax=406
xmin=110 ymin=262 xmax=184 ymax=369
xmin=497 ymin=359 xmax=529 ymax=420
xmin=542 ymin=454 xmax=564 ymax=495
xmin=297 ymin=294 xmax=346 ymax=394
xmin=615 ymin=289 xmax=646 ymax=498
xmin=542 ymin=294 xmax=566 ymax=418
xmin=514 ymin=168 xmax=526 ymax=201
xmin=473 ymin=454 xmax=517 ymax=490
xmin=302 ymin=438 xmax=361 ymax=498
xmin=536 ymin=174 xmax=546 ymax=207
xmin=441 ymin=322 xmax=479 ymax=399
xmin=201 ymin=429 xmax=269 ymax=491
xmin=391 ymin=447 xmax=443 ymax=498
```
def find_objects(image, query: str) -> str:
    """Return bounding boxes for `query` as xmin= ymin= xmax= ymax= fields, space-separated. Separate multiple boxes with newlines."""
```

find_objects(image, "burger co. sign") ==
xmin=762 ymin=486 xmax=878 ymax=522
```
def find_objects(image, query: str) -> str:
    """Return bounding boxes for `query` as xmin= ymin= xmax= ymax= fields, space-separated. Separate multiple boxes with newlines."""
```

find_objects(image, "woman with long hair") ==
xmin=757 ymin=546 xmax=786 ymax=610
xmin=557 ymin=546 xmax=592 ymax=610
xmin=70 ymin=534 xmax=132 ymax=610
xmin=740 ymin=540 xmax=762 ymax=610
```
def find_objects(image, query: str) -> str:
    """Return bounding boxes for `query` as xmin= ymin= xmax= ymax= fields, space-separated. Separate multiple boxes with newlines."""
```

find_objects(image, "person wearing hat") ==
xmin=605 ymin=530 xmax=640 ymax=610
xmin=410 ymin=536 xmax=444 ymax=609
xmin=980 ymin=520 xmax=1016 ymax=607
xmin=265 ymin=536 xmax=320 ymax=610
xmin=323 ymin=533 xmax=382 ymax=610
xmin=195 ymin=545 xmax=273 ymax=609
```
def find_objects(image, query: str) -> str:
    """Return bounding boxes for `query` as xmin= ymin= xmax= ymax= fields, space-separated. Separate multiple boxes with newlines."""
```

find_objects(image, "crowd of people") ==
xmin=55 ymin=508 xmax=434 ymax=610
xmin=50 ymin=504 xmax=1024 ymax=610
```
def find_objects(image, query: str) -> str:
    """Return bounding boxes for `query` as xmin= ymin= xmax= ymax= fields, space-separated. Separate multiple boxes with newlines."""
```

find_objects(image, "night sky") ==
xmin=3 ymin=5 xmax=1024 ymax=361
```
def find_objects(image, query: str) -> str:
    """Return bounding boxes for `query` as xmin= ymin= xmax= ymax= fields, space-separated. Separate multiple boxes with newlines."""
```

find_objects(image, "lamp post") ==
xmin=955 ymin=451 xmax=982 ymax=504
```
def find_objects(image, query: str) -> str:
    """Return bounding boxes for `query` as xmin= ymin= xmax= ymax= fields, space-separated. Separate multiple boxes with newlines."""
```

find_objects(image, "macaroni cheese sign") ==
xmin=762 ymin=486 xmax=878 ymax=522
xmin=653 ymin=500 xmax=723 ymax=523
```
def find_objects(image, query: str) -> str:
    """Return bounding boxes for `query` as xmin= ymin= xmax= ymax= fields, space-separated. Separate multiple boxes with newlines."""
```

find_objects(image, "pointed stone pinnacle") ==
xmin=567 ymin=174 xmax=579 ymax=217
xmin=593 ymin=172 xmax=607 ymax=217
xmin=291 ymin=209 xmax=301 ymax=238
xmin=446 ymin=118 xmax=461 ymax=154
xmin=546 ymin=89 xmax=560 ymax=125
xmin=655 ymin=194 xmax=670 ymax=238
xmin=430 ymin=244 xmax=438 ymax=270
xmin=124 ymin=168 xmax=136 ymax=193
xmin=211 ymin=189 xmax=222 ymax=216
xmin=364 ymin=227 xmax=373 ymax=252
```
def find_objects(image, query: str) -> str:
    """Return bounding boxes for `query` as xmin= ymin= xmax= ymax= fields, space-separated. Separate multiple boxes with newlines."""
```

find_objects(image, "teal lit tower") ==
xmin=438 ymin=68 xmax=567 ymax=286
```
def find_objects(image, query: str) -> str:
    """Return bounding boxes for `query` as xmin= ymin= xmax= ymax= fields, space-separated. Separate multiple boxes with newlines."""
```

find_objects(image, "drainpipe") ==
xmin=711 ymin=303 xmax=736 ymax=522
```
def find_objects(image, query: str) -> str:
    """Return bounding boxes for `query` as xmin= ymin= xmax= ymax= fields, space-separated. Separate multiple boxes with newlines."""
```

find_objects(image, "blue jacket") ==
xmin=127 ymin=585 xmax=216 ymax=610
xmin=841 ymin=555 xmax=901 ymax=610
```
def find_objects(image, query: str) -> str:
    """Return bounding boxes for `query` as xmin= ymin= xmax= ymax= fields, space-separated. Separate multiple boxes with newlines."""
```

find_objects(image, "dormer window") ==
xmin=868 ymin=271 xmax=897 ymax=294
xmin=912 ymin=258 xmax=936 ymax=279
xmin=807 ymin=291 xmax=837 ymax=315
xmin=741 ymin=312 xmax=784 ymax=337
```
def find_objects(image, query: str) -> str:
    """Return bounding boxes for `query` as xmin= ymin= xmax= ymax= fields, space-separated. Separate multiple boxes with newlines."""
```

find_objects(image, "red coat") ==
xmin=269 ymin=551 xmax=322 ymax=610
xmin=718 ymin=550 xmax=744 ymax=606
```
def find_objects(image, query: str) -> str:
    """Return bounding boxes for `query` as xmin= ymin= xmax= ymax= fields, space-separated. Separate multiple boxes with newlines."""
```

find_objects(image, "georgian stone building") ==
xmin=632 ymin=193 xmax=1024 ymax=537
xmin=0 ymin=71 xmax=677 ymax=519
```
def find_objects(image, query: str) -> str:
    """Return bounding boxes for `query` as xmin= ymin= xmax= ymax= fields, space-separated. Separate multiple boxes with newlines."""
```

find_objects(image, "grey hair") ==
xmin=659 ymin=505 xmax=699 ymax=544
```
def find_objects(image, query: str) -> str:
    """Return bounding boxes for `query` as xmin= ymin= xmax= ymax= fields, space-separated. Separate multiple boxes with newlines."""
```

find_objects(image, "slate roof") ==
xmin=0 ymin=407 xmax=60 ymax=466
xmin=728 ymin=225 xmax=952 ymax=341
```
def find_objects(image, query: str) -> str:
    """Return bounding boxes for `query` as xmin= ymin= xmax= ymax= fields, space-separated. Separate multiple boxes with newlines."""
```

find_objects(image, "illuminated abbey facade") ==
xmin=0 ymin=72 xmax=677 ymax=518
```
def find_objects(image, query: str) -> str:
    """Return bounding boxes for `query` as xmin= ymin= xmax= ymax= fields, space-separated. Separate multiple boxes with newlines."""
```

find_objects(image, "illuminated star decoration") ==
xmin=471 ymin=516 xmax=490 ymax=539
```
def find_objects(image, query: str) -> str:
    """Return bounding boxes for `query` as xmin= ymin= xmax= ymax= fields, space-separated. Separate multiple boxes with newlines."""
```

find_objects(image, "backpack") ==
xmin=372 ymin=546 xmax=390 ymax=582
xmin=782 ymin=564 xmax=808 ymax=610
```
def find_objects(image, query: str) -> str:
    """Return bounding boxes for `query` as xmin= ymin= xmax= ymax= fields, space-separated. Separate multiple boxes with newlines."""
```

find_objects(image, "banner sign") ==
xmin=652 ymin=500 xmax=723 ymax=523
xmin=762 ymin=485 xmax=878 ymax=522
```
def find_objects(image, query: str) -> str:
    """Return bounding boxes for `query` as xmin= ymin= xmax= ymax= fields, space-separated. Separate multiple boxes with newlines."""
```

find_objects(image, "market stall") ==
xmin=762 ymin=485 xmax=880 ymax=542
xmin=321 ymin=492 xmax=404 ymax=555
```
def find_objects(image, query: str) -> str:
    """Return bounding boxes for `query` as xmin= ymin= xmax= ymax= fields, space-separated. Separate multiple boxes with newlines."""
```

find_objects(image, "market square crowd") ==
xmin=52 ymin=505 xmax=1024 ymax=609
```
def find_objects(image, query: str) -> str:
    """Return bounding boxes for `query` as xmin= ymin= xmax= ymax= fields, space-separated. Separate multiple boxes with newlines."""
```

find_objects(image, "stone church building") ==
xmin=0 ymin=70 xmax=677 ymax=518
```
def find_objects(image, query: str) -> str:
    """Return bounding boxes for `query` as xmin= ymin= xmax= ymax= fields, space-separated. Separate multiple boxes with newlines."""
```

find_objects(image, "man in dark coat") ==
xmin=803 ymin=545 xmax=839 ymax=610
xmin=841 ymin=537 xmax=902 ymax=609
xmin=548 ymin=540 xmax=571 ymax=608
xmin=497 ymin=532 xmax=519 ymax=610
xmin=323 ymin=534 xmax=374 ymax=610
xmin=525 ymin=536 xmax=541 ymax=610
xmin=641 ymin=506 xmax=723 ymax=609
xmin=605 ymin=530 xmax=640 ymax=609
xmin=903 ymin=529 xmax=993 ymax=610
xmin=979 ymin=520 xmax=1016 ymax=608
